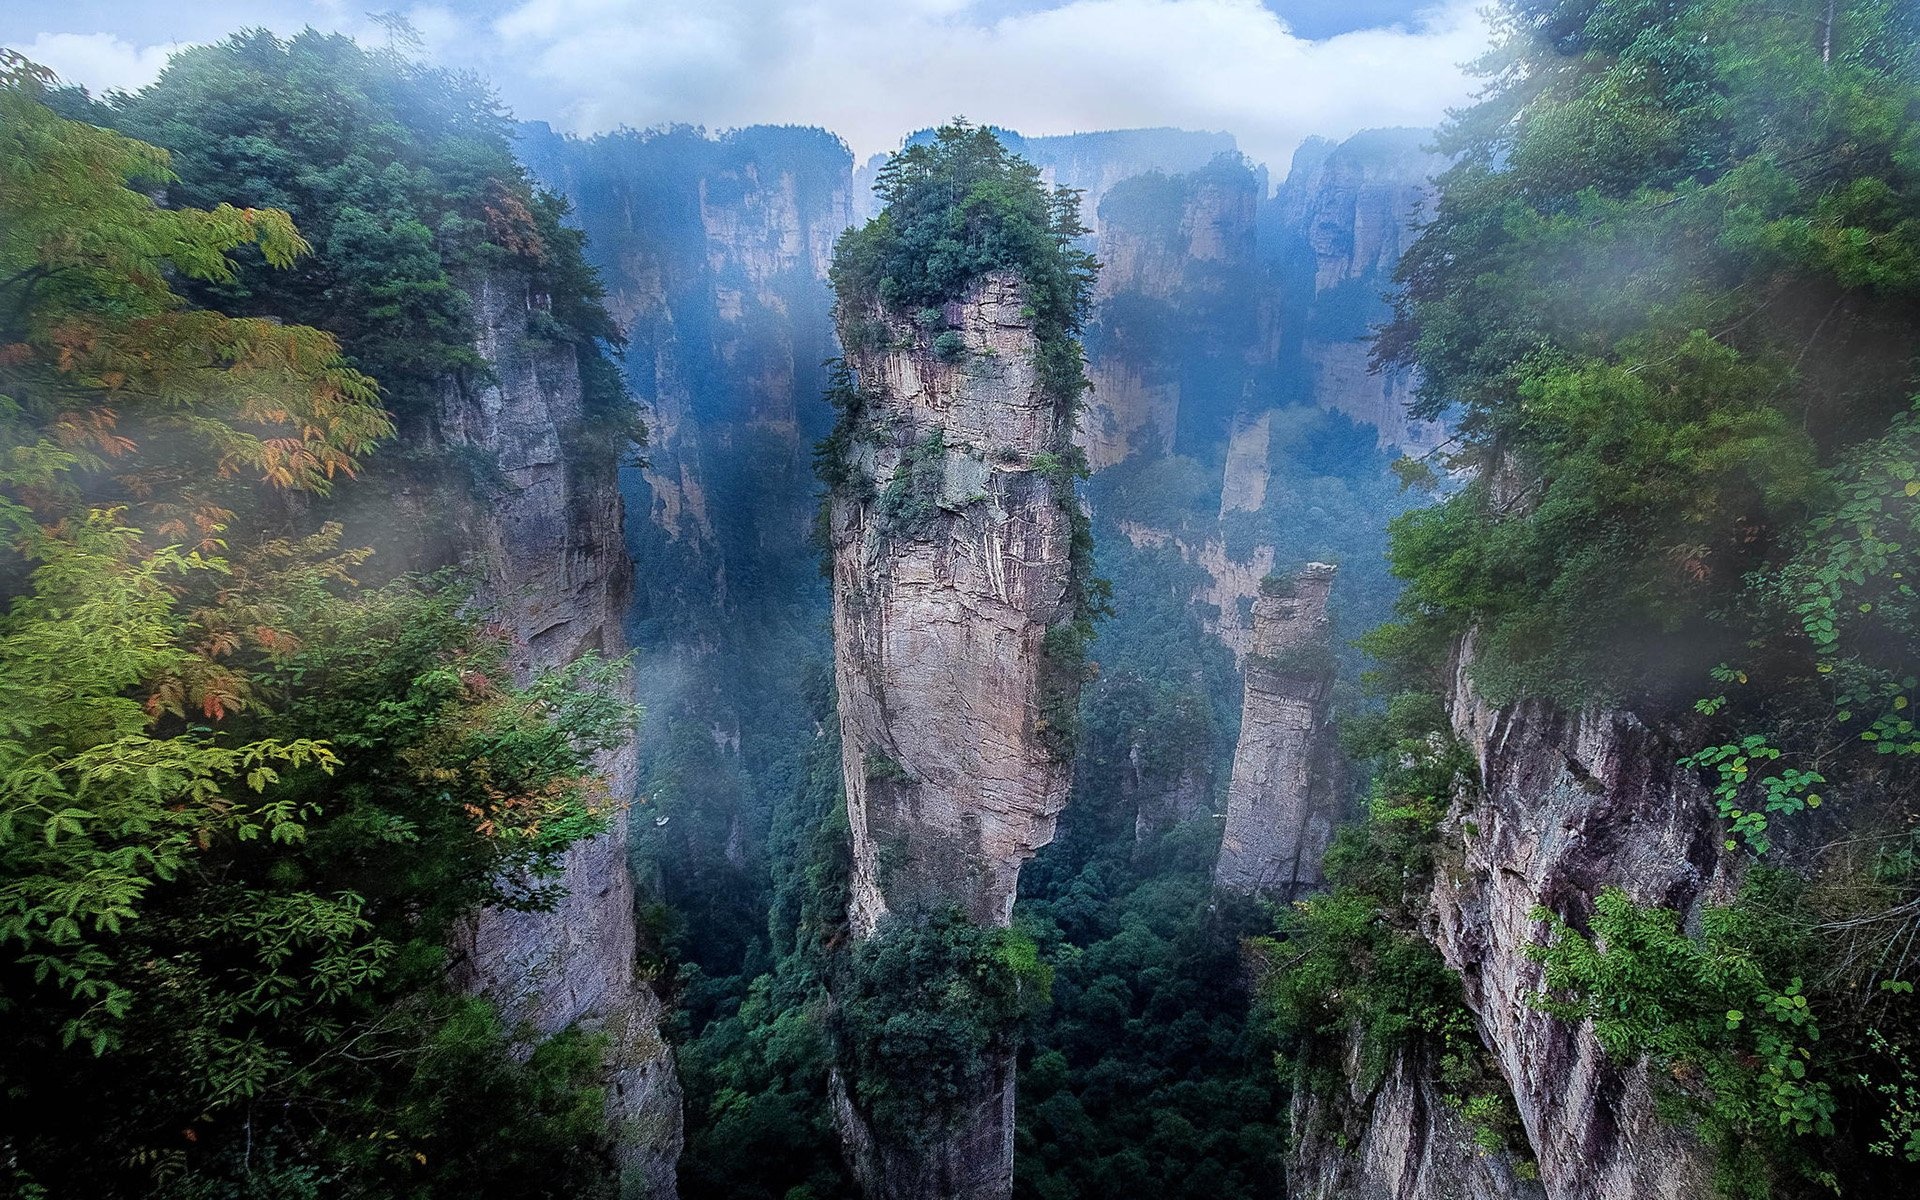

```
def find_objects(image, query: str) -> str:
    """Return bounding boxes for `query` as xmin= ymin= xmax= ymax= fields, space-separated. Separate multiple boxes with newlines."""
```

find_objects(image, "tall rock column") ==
xmin=427 ymin=272 xmax=684 ymax=1198
xmin=825 ymin=269 xmax=1084 ymax=1198
xmin=1214 ymin=562 xmax=1341 ymax=897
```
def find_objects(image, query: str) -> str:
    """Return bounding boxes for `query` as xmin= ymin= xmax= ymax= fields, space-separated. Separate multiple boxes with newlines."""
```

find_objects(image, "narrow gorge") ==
xmin=7 ymin=7 xmax=1919 ymax=1200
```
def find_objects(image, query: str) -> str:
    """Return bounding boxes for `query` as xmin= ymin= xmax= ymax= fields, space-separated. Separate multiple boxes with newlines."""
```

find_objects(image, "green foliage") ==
xmin=1373 ymin=0 xmax=1920 ymax=704
xmin=0 ymin=53 xmax=632 ymax=1198
xmin=812 ymin=358 xmax=877 ymax=495
xmin=107 ymin=29 xmax=632 ymax=432
xmin=838 ymin=908 xmax=1052 ymax=1146
xmin=1255 ymin=694 xmax=1538 ymax=1172
xmin=876 ymin=427 xmax=949 ymax=536
xmin=667 ymin=690 xmax=856 ymax=1200
xmin=1036 ymin=621 xmax=1098 ymax=758
xmin=0 ymin=538 xmax=638 ymax=1196
xmin=832 ymin=120 xmax=1097 ymax=400
xmin=1684 ymin=399 xmax=1920 ymax=853
xmin=1015 ymin=867 xmax=1286 ymax=1200
xmin=1527 ymin=879 xmax=1837 ymax=1196
xmin=1258 ymin=695 xmax=1472 ymax=1079
xmin=1681 ymin=732 xmax=1824 ymax=855
xmin=1245 ymin=641 xmax=1337 ymax=683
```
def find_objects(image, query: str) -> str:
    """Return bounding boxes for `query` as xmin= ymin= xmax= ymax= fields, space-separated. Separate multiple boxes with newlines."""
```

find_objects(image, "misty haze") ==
xmin=2 ymin=4 xmax=1917 ymax=1200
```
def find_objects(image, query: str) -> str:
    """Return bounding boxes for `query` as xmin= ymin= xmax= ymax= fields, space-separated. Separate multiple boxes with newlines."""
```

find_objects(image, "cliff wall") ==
xmin=831 ymin=271 xmax=1079 ymax=936
xmin=429 ymin=272 xmax=683 ymax=1197
xmin=1264 ymin=129 xmax=1446 ymax=455
xmin=1421 ymin=638 xmax=1728 ymax=1199
xmin=828 ymin=271 xmax=1081 ymax=1198
xmin=1288 ymin=1035 xmax=1547 ymax=1200
xmin=519 ymin=123 xmax=854 ymax=980
xmin=1285 ymin=628 xmax=1732 ymax=1200
xmin=1083 ymin=159 xmax=1263 ymax=470
xmin=1214 ymin=563 xmax=1341 ymax=896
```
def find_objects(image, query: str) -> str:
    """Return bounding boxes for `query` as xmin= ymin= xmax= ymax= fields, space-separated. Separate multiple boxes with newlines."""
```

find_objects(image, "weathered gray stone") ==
xmin=832 ymin=272 xmax=1080 ymax=939
xmin=1289 ymin=1031 xmax=1547 ymax=1200
xmin=829 ymin=271 xmax=1081 ymax=1199
xmin=430 ymin=272 xmax=684 ymax=1198
xmin=1423 ymin=633 xmax=1729 ymax=1200
xmin=1215 ymin=563 xmax=1341 ymax=897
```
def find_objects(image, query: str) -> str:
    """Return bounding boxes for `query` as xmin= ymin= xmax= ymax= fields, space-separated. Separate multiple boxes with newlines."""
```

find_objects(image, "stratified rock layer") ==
xmin=1214 ymin=563 xmax=1341 ymax=897
xmin=828 ymin=271 xmax=1079 ymax=1199
xmin=1288 ymin=1034 xmax=1547 ymax=1200
xmin=431 ymin=272 xmax=683 ymax=1197
xmin=1425 ymin=635 xmax=1728 ymax=1200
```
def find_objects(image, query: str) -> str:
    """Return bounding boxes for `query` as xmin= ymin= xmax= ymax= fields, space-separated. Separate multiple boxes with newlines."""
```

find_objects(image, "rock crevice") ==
xmin=430 ymin=271 xmax=684 ymax=1198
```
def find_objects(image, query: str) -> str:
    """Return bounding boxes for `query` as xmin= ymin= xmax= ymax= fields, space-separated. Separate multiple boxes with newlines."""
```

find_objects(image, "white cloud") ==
xmin=6 ymin=1 xmax=1489 ymax=177
xmin=489 ymin=0 xmax=1489 ymax=172
xmin=17 ymin=31 xmax=175 ymax=95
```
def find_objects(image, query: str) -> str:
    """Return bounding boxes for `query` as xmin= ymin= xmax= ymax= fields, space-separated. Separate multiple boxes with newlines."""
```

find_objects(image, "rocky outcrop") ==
xmin=1082 ymin=157 xmax=1263 ymax=469
xmin=1289 ymin=624 xmax=1735 ymax=1199
xmin=1423 ymin=636 xmax=1729 ymax=1200
xmin=830 ymin=271 xmax=1080 ymax=936
xmin=1265 ymin=128 xmax=1448 ymax=453
xmin=1214 ymin=563 xmax=1341 ymax=897
xmin=1288 ymin=1035 xmax=1546 ymax=1200
xmin=431 ymin=271 xmax=683 ymax=1198
xmin=827 ymin=271 xmax=1082 ymax=1197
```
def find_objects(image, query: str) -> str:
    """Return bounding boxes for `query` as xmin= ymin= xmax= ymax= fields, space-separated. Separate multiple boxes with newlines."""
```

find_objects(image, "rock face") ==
xmin=431 ymin=271 xmax=683 ymax=1197
xmin=518 ymin=122 xmax=853 ymax=968
xmin=828 ymin=271 xmax=1081 ymax=1197
xmin=1422 ymin=636 xmax=1728 ymax=1200
xmin=1264 ymin=129 xmax=1447 ymax=455
xmin=1214 ymin=563 xmax=1342 ymax=897
xmin=1284 ymin=628 xmax=1732 ymax=1200
xmin=831 ymin=271 xmax=1080 ymax=936
xmin=1288 ymin=1035 xmax=1547 ymax=1200
xmin=1083 ymin=158 xmax=1263 ymax=470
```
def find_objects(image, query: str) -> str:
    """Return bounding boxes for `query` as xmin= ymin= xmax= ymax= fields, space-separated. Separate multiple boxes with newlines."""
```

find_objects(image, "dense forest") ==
xmin=4 ymin=2 xmax=1920 ymax=1199
xmin=1272 ymin=2 xmax=1920 ymax=1197
xmin=1 ymin=35 xmax=645 ymax=1199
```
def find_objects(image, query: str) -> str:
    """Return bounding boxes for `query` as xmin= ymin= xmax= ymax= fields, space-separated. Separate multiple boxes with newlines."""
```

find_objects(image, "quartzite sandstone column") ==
xmin=826 ymin=269 xmax=1084 ymax=1199
xmin=1214 ymin=562 xmax=1341 ymax=898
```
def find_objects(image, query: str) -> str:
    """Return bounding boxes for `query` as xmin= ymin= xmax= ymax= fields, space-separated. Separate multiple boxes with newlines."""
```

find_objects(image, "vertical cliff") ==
xmin=1264 ymin=128 xmax=1447 ymax=454
xmin=1280 ymin=630 xmax=1732 ymax=1200
xmin=518 ymin=122 xmax=854 ymax=977
xmin=1073 ymin=129 xmax=1437 ymax=699
xmin=830 ymin=270 xmax=1081 ymax=937
xmin=1214 ymin=563 xmax=1341 ymax=897
xmin=425 ymin=271 xmax=684 ymax=1197
xmin=826 ymin=253 xmax=1086 ymax=1197
xmin=1420 ymin=641 xmax=1727 ymax=1200
xmin=1082 ymin=157 xmax=1263 ymax=470
xmin=1287 ymin=1036 xmax=1547 ymax=1200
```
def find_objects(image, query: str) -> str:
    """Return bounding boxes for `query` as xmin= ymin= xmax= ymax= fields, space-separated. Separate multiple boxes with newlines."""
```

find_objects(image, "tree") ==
xmin=1 ymin=54 xmax=632 ymax=1198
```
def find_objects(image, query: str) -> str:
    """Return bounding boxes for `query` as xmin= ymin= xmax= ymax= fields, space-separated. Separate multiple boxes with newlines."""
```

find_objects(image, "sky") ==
xmin=1 ymin=1 xmax=1491 ymax=174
